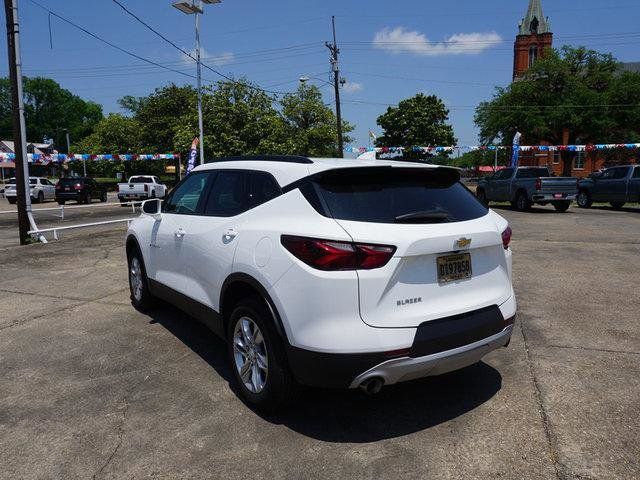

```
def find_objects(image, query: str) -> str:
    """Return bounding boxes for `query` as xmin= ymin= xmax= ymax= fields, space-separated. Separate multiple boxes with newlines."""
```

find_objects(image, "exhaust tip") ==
xmin=359 ymin=377 xmax=384 ymax=395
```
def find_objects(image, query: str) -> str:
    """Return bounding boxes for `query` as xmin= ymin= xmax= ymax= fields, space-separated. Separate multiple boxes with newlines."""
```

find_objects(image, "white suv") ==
xmin=126 ymin=156 xmax=516 ymax=410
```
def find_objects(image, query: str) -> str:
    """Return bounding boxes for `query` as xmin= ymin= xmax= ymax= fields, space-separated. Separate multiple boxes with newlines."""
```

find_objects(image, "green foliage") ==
xmin=375 ymin=93 xmax=456 ymax=159
xmin=280 ymin=83 xmax=353 ymax=157
xmin=475 ymin=46 xmax=640 ymax=174
xmin=0 ymin=77 xmax=103 ymax=150
xmin=72 ymin=114 xmax=141 ymax=154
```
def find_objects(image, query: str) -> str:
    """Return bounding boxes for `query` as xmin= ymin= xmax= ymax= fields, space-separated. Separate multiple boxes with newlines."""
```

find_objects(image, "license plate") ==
xmin=64 ymin=187 xmax=70 ymax=191
xmin=437 ymin=253 xmax=472 ymax=283
xmin=553 ymin=193 xmax=563 ymax=199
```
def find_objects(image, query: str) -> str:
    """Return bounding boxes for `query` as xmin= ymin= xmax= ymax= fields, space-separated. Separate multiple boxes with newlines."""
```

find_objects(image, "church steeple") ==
xmin=513 ymin=0 xmax=553 ymax=80
xmin=519 ymin=0 xmax=551 ymax=35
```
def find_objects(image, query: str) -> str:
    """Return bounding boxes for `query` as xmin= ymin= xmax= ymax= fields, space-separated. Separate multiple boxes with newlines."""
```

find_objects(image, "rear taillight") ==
xmin=281 ymin=235 xmax=396 ymax=271
xmin=55 ymin=184 xmax=61 ymax=190
xmin=535 ymin=178 xmax=542 ymax=190
xmin=502 ymin=226 xmax=512 ymax=250
xmin=144 ymin=184 xmax=148 ymax=192
xmin=74 ymin=183 xmax=82 ymax=190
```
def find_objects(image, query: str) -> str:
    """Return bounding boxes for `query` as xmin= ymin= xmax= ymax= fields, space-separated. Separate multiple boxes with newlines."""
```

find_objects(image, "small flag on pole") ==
xmin=186 ymin=137 xmax=199 ymax=175
xmin=368 ymin=130 xmax=377 ymax=142
xmin=511 ymin=130 xmax=522 ymax=168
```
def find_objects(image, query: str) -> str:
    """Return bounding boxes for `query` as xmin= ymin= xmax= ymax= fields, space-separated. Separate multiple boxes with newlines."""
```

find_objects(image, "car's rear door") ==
xmin=492 ymin=168 xmax=514 ymax=201
xmin=311 ymin=166 xmax=512 ymax=328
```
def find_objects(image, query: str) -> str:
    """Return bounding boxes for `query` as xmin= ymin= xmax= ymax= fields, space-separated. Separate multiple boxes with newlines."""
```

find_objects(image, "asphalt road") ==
xmin=0 ymin=193 xmax=138 ymax=248
xmin=0 ymin=203 xmax=638 ymax=479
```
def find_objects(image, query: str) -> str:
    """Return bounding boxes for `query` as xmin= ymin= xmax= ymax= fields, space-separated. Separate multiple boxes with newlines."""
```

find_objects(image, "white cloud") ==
xmin=373 ymin=27 xmax=502 ymax=56
xmin=182 ymin=49 xmax=235 ymax=66
xmin=341 ymin=81 xmax=363 ymax=93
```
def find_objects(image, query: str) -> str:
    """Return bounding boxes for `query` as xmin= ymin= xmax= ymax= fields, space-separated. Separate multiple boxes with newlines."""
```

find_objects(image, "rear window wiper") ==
xmin=394 ymin=210 xmax=449 ymax=223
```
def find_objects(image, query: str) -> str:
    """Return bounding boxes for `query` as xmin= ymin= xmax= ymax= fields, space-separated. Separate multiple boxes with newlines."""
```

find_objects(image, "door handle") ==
xmin=174 ymin=228 xmax=186 ymax=239
xmin=223 ymin=228 xmax=237 ymax=244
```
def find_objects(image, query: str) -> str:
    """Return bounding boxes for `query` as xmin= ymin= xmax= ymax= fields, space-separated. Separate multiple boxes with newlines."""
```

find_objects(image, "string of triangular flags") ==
xmin=348 ymin=143 xmax=640 ymax=155
xmin=0 ymin=153 xmax=180 ymax=164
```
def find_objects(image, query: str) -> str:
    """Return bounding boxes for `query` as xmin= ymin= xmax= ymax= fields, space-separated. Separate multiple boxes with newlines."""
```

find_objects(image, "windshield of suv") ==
xmin=308 ymin=167 xmax=488 ymax=224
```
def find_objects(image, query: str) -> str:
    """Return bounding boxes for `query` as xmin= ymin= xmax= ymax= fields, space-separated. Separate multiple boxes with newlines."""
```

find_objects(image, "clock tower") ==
xmin=513 ymin=0 xmax=553 ymax=80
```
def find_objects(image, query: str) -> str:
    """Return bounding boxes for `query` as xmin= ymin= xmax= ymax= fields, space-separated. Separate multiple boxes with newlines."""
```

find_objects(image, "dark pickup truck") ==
xmin=476 ymin=167 xmax=578 ymax=212
xmin=577 ymin=165 xmax=640 ymax=209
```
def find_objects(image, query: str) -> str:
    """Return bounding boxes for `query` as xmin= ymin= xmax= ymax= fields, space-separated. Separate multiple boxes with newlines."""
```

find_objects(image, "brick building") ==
xmin=512 ymin=0 xmax=638 ymax=177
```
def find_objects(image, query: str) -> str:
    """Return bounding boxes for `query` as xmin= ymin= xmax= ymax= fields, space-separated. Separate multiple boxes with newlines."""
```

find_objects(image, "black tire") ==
xmin=100 ymin=191 xmax=107 ymax=202
xmin=552 ymin=200 xmax=571 ymax=213
xmin=7 ymin=197 xmax=16 ymax=205
xmin=514 ymin=191 xmax=531 ymax=212
xmin=37 ymin=191 xmax=44 ymax=204
xmin=476 ymin=189 xmax=488 ymax=206
xmin=227 ymin=297 xmax=297 ymax=412
xmin=576 ymin=190 xmax=592 ymax=209
xmin=127 ymin=248 xmax=156 ymax=312
xmin=610 ymin=202 xmax=625 ymax=210
xmin=57 ymin=200 xmax=65 ymax=205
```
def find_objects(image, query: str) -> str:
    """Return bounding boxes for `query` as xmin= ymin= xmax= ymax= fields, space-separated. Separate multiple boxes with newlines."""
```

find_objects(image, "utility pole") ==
xmin=325 ymin=16 xmax=343 ymax=158
xmin=4 ymin=0 xmax=32 ymax=244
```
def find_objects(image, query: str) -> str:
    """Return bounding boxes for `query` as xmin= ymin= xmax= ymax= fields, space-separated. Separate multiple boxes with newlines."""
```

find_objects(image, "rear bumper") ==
xmin=531 ymin=193 xmax=577 ymax=202
xmin=55 ymin=192 xmax=81 ymax=200
xmin=285 ymin=305 xmax=515 ymax=389
xmin=118 ymin=193 xmax=149 ymax=201
xmin=348 ymin=325 xmax=512 ymax=388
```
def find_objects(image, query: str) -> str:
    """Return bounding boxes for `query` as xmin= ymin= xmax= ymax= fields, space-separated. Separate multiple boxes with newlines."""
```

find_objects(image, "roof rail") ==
xmin=208 ymin=155 xmax=313 ymax=165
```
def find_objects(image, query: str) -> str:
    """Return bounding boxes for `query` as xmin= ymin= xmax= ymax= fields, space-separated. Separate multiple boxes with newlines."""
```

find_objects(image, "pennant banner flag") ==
xmin=346 ymin=143 xmax=640 ymax=155
xmin=185 ymin=138 xmax=199 ymax=175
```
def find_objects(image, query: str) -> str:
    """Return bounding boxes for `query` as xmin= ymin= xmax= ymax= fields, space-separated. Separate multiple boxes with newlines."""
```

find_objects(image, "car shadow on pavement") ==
xmin=148 ymin=303 xmax=503 ymax=443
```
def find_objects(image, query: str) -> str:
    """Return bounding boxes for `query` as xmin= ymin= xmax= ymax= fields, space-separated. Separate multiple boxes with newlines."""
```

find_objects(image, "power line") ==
xmin=27 ymin=0 xmax=199 ymax=82
xmin=110 ymin=0 xmax=289 ymax=96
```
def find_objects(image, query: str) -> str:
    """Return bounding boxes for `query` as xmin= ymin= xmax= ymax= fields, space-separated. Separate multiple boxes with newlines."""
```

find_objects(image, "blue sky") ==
xmin=2 ymin=0 xmax=639 ymax=150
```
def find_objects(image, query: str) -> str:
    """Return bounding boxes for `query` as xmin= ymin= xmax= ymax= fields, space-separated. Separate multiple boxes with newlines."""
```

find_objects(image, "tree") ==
xmin=72 ymin=114 xmax=142 ymax=154
xmin=475 ymin=46 xmax=640 ymax=176
xmin=280 ymin=83 xmax=353 ymax=157
xmin=173 ymin=79 xmax=287 ymax=159
xmin=120 ymin=84 xmax=197 ymax=153
xmin=375 ymin=93 xmax=456 ymax=160
xmin=0 ymin=77 xmax=103 ymax=150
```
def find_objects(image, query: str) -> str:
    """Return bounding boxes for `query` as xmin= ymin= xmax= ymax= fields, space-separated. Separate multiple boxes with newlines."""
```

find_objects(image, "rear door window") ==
xmin=305 ymin=167 xmax=488 ymax=224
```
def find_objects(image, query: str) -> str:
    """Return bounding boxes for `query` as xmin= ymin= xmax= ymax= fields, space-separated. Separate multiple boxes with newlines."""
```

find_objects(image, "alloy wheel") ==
xmin=129 ymin=257 xmax=143 ymax=302
xmin=233 ymin=317 xmax=268 ymax=394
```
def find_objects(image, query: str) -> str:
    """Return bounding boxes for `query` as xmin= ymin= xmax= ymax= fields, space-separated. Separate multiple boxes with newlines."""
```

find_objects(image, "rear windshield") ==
xmin=303 ymin=167 xmax=488 ymax=224
xmin=516 ymin=168 xmax=550 ymax=178
xmin=58 ymin=178 xmax=83 ymax=186
xmin=130 ymin=176 xmax=153 ymax=183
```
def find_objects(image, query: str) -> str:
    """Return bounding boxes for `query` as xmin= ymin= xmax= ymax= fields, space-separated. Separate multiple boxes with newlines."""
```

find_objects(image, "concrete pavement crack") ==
xmin=0 ymin=288 xmax=128 ymax=331
xmin=92 ymin=395 xmax=128 ymax=480
xmin=545 ymin=344 xmax=640 ymax=356
xmin=518 ymin=320 xmax=565 ymax=480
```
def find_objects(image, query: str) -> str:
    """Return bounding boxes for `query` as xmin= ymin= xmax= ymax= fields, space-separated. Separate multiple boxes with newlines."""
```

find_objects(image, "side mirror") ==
xmin=142 ymin=198 xmax=162 ymax=219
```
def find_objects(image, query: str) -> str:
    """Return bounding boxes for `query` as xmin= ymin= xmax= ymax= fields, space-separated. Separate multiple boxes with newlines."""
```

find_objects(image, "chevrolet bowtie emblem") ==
xmin=455 ymin=237 xmax=472 ymax=249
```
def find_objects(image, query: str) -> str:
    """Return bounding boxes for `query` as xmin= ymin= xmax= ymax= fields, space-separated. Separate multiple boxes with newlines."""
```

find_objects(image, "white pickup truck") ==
xmin=117 ymin=175 xmax=167 ymax=203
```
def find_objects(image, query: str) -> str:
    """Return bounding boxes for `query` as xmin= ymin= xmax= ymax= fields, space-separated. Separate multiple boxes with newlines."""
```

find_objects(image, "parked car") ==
xmin=125 ymin=155 xmax=516 ymax=411
xmin=117 ymin=175 xmax=167 ymax=204
xmin=4 ymin=177 xmax=56 ymax=204
xmin=55 ymin=177 xmax=108 ymax=205
xmin=476 ymin=166 xmax=578 ymax=212
xmin=577 ymin=165 xmax=640 ymax=209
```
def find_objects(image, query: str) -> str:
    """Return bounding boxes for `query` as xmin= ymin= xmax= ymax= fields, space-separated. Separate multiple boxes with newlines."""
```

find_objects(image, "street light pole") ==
xmin=195 ymin=10 xmax=204 ymax=165
xmin=173 ymin=0 xmax=221 ymax=165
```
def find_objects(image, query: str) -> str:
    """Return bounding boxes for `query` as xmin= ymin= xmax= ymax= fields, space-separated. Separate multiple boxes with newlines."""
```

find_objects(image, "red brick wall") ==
xmin=513 ymin=33 xmax=553 ymax=80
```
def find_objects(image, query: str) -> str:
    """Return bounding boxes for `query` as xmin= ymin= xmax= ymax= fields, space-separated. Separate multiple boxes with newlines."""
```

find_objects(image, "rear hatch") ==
xmin=309 ymin=166 xmax=512 ymax=328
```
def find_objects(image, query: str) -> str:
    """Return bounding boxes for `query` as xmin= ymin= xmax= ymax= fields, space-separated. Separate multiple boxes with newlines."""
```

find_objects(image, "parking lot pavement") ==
xmin=0 ymin=206 xmax=638 ymax=479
